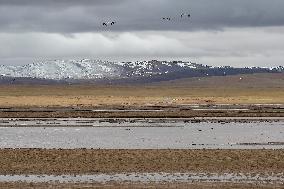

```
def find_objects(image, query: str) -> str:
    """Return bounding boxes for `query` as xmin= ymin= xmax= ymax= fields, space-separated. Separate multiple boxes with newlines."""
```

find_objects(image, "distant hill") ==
xmin=0 ymin=59 xmax=283 ymax=84
xmin=149 ymin=73 xmax=284 ymax=88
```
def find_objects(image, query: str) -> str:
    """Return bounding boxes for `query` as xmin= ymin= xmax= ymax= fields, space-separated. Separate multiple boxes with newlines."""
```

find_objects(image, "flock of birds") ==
xmin=102 ymin=21 xmax=116 ymax=27
xmin=162 ymin=12 xmax=191 ymax=21
xmin=102 ymin=12 xmax=191 ymax=27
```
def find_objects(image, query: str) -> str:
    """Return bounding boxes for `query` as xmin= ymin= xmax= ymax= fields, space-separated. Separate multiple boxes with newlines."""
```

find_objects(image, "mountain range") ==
xmin=0 ymin=59 xmax=283 ymax=84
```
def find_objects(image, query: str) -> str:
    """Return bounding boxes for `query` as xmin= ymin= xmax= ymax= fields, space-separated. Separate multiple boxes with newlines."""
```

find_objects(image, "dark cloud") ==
xmin=0 ymin=0 xmax=122 ymax=6
xmin=0 ymin=0 xmax=284 ymax=33
xmin=1 ymin=0 xmax=284 ymax=67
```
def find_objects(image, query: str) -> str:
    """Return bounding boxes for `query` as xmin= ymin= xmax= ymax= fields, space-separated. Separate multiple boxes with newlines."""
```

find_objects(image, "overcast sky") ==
xmin=1 ymin=0 xmax=284 ymax=67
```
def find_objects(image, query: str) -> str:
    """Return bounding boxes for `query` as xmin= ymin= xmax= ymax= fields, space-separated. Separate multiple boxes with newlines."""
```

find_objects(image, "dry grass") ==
xmin=0 ymin=86 xmax=283 ymax=107
xmin=0 ymin=73 xmax=283 ymax=107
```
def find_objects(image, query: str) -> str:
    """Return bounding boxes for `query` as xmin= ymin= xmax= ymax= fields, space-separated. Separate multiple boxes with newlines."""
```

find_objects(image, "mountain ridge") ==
xmin=0 ymin=59 xmax=283 ymax=84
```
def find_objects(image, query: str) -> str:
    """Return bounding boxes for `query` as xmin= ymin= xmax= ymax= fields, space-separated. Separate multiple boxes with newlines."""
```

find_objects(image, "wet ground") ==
xmin=0 ymin=117 xmax=283 ymax=127
xmin=0 ymin=148 xmax=283 ymax=187
xmin=0 ymin=104 xmax=283 ymax=187
xmin=0 ymin=104 xmax=283 ymax=118
xmin=0 ymin=173 xmax=283 ymax=185
xmin=0 ymin=149 xmax=283 ymax=187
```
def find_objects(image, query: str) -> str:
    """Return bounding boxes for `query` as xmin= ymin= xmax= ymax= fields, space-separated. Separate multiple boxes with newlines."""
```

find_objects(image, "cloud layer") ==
xmin=1 ymin=27 xmax=283 ymax=67
xmin=0 ymin=0 xmax=284 ymax=67
xmin=0 ymin=0 xmax=284 ymax=33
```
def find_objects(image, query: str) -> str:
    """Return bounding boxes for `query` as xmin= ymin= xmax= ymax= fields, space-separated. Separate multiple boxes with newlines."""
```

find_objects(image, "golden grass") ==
xmin=0 ymin=73 xmax=283 ymax=107
xmin=0 ymin=85 xmax=283 ymax=107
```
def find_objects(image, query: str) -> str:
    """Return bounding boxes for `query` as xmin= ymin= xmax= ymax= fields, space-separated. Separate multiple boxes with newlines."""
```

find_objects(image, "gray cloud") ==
xmin=0 ymin=27 xmax=284 ymax=67
xmin=0 ymin=0 xmax=122 ymax=6
xmin=1 ymin=0 xmax=284 ymax=67
xmin=0 ymin=0 xmax=284 ymax=33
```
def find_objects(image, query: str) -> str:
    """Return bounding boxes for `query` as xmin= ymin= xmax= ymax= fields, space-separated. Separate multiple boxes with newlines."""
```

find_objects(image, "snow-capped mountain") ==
xmin=0 ymin=59 xmax=282 ymax=84
xmin=0 ymin=59 xmax=201 ymax=80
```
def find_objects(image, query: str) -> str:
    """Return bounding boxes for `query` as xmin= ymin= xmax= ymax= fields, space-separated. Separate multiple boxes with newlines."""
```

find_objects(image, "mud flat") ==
xmin=1 ymin=117 xmax=283 ymax=127
xmin=0 ymin=181 xmax=281 ymax=189
xmin=0 ymin=149 xmax=283 ymax=174
xmin=0 ymin=149 xmax=284 ymax=188
xmin=0 ymin=149 xmax=283 ymax=188
xmin=0 ymin=104 xmax=283 ymax=118
xmin=0 ymin=172 xmax=283 ymax=188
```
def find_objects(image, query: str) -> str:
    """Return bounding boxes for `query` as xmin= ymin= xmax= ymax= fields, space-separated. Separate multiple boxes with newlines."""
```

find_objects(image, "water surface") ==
xmin=0 ymin=119 xmax=283 ymax=149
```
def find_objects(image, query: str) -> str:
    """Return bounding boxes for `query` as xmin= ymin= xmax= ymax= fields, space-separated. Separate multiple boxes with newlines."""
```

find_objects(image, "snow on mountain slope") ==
xmin=0 ymin=59 xmax=199 ymax=80
xmin=0 ymin=60 xmax=123 ymax=80
xmin=0 ymin=59 xmax=280 ymax=81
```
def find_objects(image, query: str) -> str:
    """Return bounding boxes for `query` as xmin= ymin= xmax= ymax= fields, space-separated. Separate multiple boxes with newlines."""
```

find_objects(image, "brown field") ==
xmin=0 ymin=149 xmax=283 ymax=188
xmin=0 ymin=149 xmax=283 ymax=175
xmin=1 ymin=142 xmax=283 ymax=188
xmin=0 ymin=73 xmax=283 ymax=107
xmin=0 ymin=149 xmax=284 ymax=189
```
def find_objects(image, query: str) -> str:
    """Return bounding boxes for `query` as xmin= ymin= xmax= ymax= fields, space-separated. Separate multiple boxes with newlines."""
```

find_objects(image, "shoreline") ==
xmin=0 ymin=104 xmax=283 ymax=118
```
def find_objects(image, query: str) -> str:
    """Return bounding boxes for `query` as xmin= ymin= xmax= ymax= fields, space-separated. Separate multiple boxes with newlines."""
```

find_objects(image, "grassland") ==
xmin=0 ymin=73 xmax=283 ymax=107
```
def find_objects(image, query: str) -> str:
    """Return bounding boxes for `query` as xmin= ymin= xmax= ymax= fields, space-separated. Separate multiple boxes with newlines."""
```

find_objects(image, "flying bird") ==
xmin=180 ymin=12 xmax=191 ymax=19
xmin=162 ymin=17 xmax=171 ymax=21
xmin=102 ymin=21 xmax=116 ymax=27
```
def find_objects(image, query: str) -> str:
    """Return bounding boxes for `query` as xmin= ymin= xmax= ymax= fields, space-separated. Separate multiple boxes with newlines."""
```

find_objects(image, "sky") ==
xmin=1 ymin=0 xmax=284 ymax=67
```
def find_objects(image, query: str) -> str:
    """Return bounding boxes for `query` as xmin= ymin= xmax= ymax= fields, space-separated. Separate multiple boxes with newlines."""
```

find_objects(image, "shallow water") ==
xmin=0 ymin=119 xmax=283 ymax=149
xmin=0 ymin=173 xmax=283 ymax=184
xmin=0 ymin=117 xmax=283 ymax=127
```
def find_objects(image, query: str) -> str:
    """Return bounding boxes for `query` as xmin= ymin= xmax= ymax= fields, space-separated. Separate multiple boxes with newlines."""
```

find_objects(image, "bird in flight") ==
xmin=181 ymin=12 xmax=191 ymax=18
xmin=102 ymin=21 xmax=116 ymax=27
xmin=162 ymin=17 xmax=171 ymax=21
xmin=102 ymin=11 xmax=191 ymax=27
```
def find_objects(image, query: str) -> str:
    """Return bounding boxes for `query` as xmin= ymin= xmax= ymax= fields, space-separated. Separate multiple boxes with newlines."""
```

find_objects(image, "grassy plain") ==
xmin=0 ymin=73 xmax=283 ymax=107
